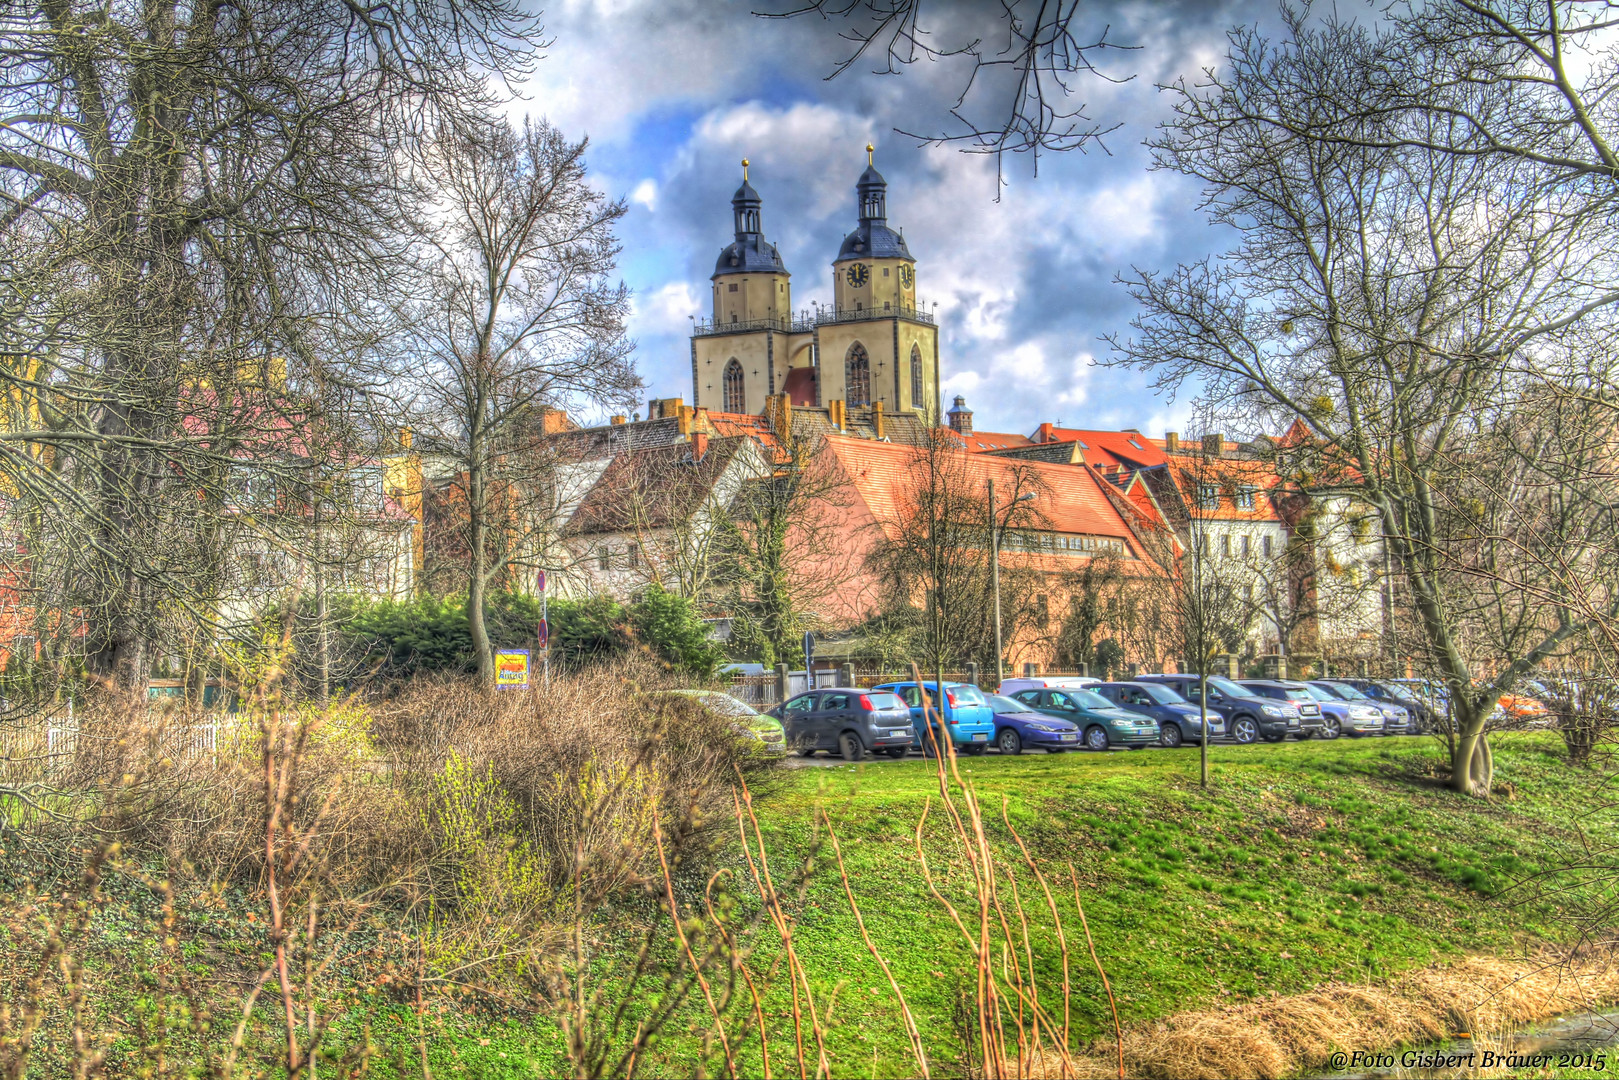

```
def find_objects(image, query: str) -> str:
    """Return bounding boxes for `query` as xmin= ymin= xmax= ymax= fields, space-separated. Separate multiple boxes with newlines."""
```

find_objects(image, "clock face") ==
xmin=899 ymin=265 xmax=914 ymax=289
xmin=845 ymin=263 xmax=869 ymax=288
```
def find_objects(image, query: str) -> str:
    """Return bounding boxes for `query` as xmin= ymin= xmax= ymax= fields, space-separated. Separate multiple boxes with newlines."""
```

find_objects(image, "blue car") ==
xmin=873 ymin=681 xmax=998 ymax=756
xmin=984 ymin=693 xmax=1081 ymax=754
xmin=1092 ymin=681 xmax=1224 ymax=748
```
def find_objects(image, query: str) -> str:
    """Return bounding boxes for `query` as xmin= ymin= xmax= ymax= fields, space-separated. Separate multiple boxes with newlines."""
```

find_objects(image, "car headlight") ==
xmin=1261 ymin=705 xmax=1284 ymax=716
xmin=1026 ymin=723 xmax=1053 ymax=732
xmin=1351 ymin=706 xmax=1381 ymax=719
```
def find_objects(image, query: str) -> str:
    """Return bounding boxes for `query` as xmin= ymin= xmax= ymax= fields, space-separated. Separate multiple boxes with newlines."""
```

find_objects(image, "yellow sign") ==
xmin=494 ymin=650 xmax=530 ymax=687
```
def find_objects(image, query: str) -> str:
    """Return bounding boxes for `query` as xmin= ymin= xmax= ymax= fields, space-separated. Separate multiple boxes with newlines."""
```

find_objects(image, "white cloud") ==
xmin=630 ymin=178 xmax=657 ymax=211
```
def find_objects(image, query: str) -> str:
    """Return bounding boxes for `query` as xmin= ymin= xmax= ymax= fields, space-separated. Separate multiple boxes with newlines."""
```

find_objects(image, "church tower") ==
xmin=817 ymin=146 xmax=939 ymax=421
xmin=691 ymin=162 xmax=815 ymax=414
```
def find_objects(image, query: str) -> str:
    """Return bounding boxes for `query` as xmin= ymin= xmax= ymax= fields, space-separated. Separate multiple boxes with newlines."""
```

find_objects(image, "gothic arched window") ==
xmin=845 ymin=344 xmax=871 ymax=407
xmin=723 ymin=358 xmax=745 ymax=413
xmin=909 ymin=344 xmax=924 ymax=410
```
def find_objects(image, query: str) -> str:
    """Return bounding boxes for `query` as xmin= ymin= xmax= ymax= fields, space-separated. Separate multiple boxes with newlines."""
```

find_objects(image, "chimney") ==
xmin=676 ymin=404 xmax=694 ymax=435
xmin=1201 ymin=433 xmax=1225 ymax=457
xmin=691 ymin=431 xmax=709 ymax=462
xmin=947 ymin=395 xmax=973 ymax=435
xmin=829 ymin=399 xmax=846 ymax=431
xmin=610 ymin=415 xmax=628 ymax=425
xmin=1035 ymin=422 xmax=1054 ymax=444
xmin=693 ymin=406 xmax=711 ymax=432
xmin=1164 ymin=431 xmax=1179 ymax=453
xmin=871 ymin=400 xmax=885 ymax=439
xmin=650 ymin=397 xmax=684 ymax=421
xmin=540 ymin=406 xmax=574 ymax=434
xmin=764 ymin=393 xmax=792 ymax=444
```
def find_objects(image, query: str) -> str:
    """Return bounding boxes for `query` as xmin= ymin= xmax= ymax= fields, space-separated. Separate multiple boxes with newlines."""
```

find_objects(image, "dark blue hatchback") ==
xmin=985 ymin=693 xmax=1082 ymax=754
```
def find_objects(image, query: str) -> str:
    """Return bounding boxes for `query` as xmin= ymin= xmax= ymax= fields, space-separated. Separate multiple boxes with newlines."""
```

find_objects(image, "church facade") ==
xmin=690 ymin=150 xmax=941 ymax=421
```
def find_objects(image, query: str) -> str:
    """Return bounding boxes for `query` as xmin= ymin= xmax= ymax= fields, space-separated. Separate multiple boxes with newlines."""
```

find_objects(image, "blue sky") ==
xmin=512 ymin=0 xmax=1363 ymax=436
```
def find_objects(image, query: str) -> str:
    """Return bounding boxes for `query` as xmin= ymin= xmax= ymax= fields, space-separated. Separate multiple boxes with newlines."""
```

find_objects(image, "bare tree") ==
xmin=1112 ymin=15 xmax=1619 ymax=794
xmin=711 ymin=430 xmax=863 ymax=667
xmin=411 ymin=119 xmax=636 ymax=681
xmin=0 ymin=0 xmax=540 ymax=691
xmin=757 ymin=0 xmax=1136 ymax=182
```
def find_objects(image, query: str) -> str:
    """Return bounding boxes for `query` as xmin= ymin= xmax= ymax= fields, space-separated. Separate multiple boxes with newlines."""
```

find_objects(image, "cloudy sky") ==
xmin=512 ymin=0 xmax=1367 ymax=436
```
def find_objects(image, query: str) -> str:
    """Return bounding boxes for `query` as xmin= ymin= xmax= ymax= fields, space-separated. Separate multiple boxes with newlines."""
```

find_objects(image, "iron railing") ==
xmin=692 ymin=315 xmax=814 ymax=336
xmin=815 ymin=302 xmax=935 ymax=326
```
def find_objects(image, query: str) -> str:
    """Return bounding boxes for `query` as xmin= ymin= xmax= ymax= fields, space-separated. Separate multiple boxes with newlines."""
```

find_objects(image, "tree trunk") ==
xmin=468 ymin=460 xmax=493 ymax=681
xmin=1450 ymin=727 xmax=1494 ymax=796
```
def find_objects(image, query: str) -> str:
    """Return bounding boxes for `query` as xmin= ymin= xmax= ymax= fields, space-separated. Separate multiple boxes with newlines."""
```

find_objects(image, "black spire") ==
xmin=714 ymin=158 xmax=787 ymax=277
xmin=837 ymin=146 xmax=912 ymax=262
xmin=856 ymin=144 xmax=887 ymax=225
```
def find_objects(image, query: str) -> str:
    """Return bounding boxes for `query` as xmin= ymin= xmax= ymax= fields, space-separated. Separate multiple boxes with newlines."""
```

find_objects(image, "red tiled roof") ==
xmin=947 ymin=429 xmax=1034 ymax=453
xmin=1164 ymin=455 xmax=1286 ymax=523
xmin=820 ymin=434 xmax=1154 ymax=559
xmin=1029 ymin=425 xmax=1167 ymax=470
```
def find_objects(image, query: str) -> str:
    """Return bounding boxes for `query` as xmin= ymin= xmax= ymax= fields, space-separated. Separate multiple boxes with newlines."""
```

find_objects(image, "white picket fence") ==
xmin=0 ymin=704 xmax=246 ymax=783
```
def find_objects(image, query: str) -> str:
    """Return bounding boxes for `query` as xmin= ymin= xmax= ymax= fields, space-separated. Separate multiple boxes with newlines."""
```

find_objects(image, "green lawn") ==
xmin=8 ymin=732 xmax=1616 ymax=1078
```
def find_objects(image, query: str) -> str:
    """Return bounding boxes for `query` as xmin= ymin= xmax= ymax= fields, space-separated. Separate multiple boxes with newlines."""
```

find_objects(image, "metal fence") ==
xmin=0 ymin=707 xmax=248 ymax=785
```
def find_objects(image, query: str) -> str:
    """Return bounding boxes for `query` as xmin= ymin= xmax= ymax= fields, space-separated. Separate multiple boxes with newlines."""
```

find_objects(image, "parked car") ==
xmin=1331 ymin=679 xmax=1423 ymax=733
xmin=873 ymin=681 xmax=998 ymax=755
xmin=1134 ymin=674 xmax=1299 ymax=744
xmin=984 ymin=693 xmax=1082 ymax=754
xmin=996 ymin=675 xmax=1102 ymax=696
xmin=776 ymin=687 xmax=915 ymax=761
xmin=657 ymin=689 xmax=786 ymax=755
xmin=1092 ymin=681 xmax=1224 ymax=747
xmin=1301 ymin=681 xmax=1387 ymax=738
xmin=1239 ymin=681 xmax=1326 ymax=739
xmin=1007 ymin=686 xmax=1160 ymax=751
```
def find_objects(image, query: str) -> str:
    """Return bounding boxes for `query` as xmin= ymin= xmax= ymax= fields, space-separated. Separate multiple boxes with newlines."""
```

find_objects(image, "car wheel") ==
xmin=1318 ymin=717 xmax=1342 ymax=740
xmin=798 ymin=746 xmax=817 ymax=757
xmin=963 ymin=743 xmax=988 ymax=756
xmin=1159 ymin=723 xmax=1183 ymax=749
xmin=998 ymin=728 xmax=1023 ymax=755
xmin=839 ymin=733 xmax=864 ymax=762
xmin=1231 ymin=716 xmax=1260 ymax=745
xmin=884 ymin=747 xmax=907 ymax=759
xmin=1085 ymin=726 xmax=1110 ymax=752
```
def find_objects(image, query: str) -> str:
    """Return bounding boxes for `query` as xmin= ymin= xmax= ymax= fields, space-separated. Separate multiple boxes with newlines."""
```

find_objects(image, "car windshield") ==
xmin=1206 ymin=677 xmax=1250 ymax=698
xmin=865 ymin=692 xmax=905 ymax=710
xmin=1135 ymin=683 xmax=1185 ymax=704
xmin=1379 ymin=682 xmax=1419 ymax=702
xmin=1302 ymin=684 xmax=1337 ymax=702
xmin=1071 ymin=690 xmax=1115 ymax=710
xmin=986 ymin=694 xmax=1026 ymax=713
xmin=949 ymin=685 xmax=988 ymax=705
xmin=1282 ymin=688 xmax=1314 ymax=702
xmin=1316 ymin=682 xmax=1365 ymax=700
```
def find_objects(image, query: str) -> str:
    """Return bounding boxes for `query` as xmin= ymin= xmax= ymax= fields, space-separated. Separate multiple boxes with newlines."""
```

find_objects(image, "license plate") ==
xmin=972 ymin=733 xmax=988 ymax=742
xmin=1061 ymin=734 xmax=1077 ymax=741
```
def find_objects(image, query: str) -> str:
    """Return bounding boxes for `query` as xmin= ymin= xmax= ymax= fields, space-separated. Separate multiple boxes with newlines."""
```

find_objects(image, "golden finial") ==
xmin=741 ymin=158 xmax=749 ymax=181
xmin=866 ymin=143 xmax=875 ymax=165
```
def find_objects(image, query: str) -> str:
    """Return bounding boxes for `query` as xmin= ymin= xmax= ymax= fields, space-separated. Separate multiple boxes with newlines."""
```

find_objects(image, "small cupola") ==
xmin=732 ymin=159 xmax=762 ymax=238
xmin=947 ymin=395 xmax=973 ymax=435
xmin=856 ymin=144 xmax=887 ymax=225
xmin=713 ymin=158 xmax=788 ymax=277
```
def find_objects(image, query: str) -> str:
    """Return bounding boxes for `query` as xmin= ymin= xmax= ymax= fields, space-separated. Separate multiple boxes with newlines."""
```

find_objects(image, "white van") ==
xmin=996 ymin=675 xmax=1103 ymax=696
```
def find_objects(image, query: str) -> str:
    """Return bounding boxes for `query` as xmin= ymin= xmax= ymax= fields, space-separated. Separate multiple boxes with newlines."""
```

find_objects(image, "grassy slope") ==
xmin=9 ymin=733 xmax=1617 ymax=1078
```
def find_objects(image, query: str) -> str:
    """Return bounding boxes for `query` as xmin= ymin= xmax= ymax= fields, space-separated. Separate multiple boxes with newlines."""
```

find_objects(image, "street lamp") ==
xmin=988 ymin=477 xmax=1037 ymax=685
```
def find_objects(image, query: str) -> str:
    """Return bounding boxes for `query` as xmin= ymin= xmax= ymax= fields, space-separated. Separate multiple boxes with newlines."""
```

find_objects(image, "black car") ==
xmin=1326 ymin=679 xmax=1423 ymax=733
xmin=1239 ymin=681 xmax=1326 ymax=739
xmin=1134 ymin=674 xmax=1301 ymax=744
xmin=776 ymin=687 xmax=915 ymax=761
xmin=1092 ymin=681 xmax=1226 ymax=747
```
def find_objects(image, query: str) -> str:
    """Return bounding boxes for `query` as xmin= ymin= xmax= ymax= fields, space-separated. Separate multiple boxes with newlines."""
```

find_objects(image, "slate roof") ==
xmin=790 ymin=406 xmax=932 ymax=446
xmin=563 ymin=436 xmax=752 ymax=536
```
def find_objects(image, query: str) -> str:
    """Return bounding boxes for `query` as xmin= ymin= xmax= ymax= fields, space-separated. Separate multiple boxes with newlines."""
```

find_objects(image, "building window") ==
xmin=909 ymin=345 xmax=924 ymax=410
xmin=723 ymin=358 xmax=745 ymax=412
xmin=1236 ymin=486 xmax=1256 ymax=510
xmin=728 ymin=283 xmax=737 ymax=292
xmin=1241 ymin=534 xmax=1251 ymax=558
xmin=598 ymin=547 xmax=611 ymax=571
xmin=845 ymin=343 xmax=871 ymax=407
xmin=1262 ymin=534 xmax=1273 ymax=558
xmin=1197 ymin=483 xmax=1219 ymax=509
xmin=1037 ymin=594 xmax=1050 ymax=627
xmin=1220 ymin=533 xmax=1232 ymax=558
xmin=626 ymin=542 xmax=640 ymax=570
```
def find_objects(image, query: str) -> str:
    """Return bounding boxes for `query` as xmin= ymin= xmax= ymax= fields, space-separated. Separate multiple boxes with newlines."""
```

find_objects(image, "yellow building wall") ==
xmin=831 ymin=257 xmax=914 ymax=314
xmin=696 ymin=330 xmax=817 ymax=414
xmin=712 ymin=271 xmax=791 ymax=324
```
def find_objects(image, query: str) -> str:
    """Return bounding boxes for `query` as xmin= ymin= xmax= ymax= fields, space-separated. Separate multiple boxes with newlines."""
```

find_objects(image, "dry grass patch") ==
xmin=1023 ymin=949 xmax=1619 ymax=1079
